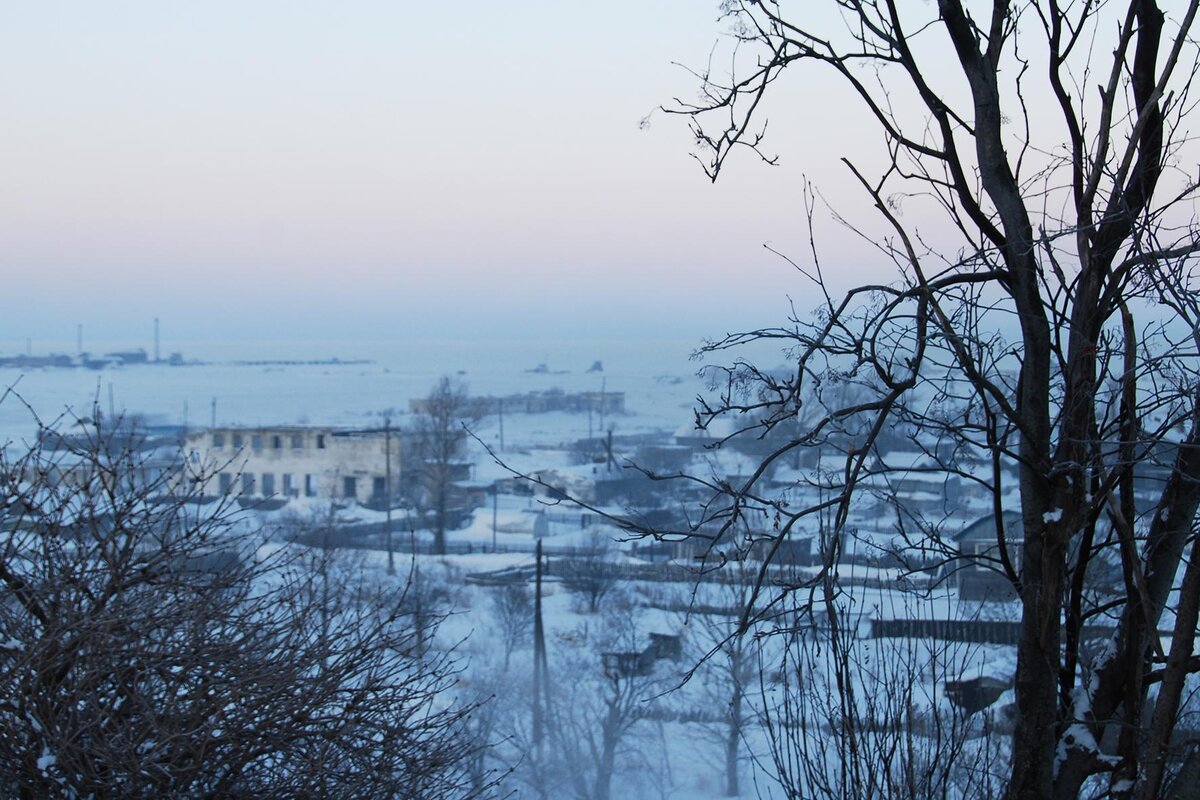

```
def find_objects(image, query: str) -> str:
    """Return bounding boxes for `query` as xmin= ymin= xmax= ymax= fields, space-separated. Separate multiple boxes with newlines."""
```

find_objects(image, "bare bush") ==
xmin=0 ymin=414 xmax=487 ymax=798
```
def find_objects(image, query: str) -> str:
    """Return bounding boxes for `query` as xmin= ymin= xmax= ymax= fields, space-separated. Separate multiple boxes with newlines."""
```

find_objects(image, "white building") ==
xmin=185 ymin=425 xmax=405 ymax=505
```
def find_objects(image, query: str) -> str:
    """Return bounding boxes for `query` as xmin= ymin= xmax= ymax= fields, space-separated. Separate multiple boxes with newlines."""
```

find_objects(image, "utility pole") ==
xmin=599 ymin=377 xmax=607 ymax=432
xmin=384 ymin=417 xmax=395 ymax=575
xmin=531 ymin=539 xmax=552 ymax=800
xmin=406 ymin=498 xmax=416 ymax=555
xmin=533 ymin=539 xmax=545 ymax=760
xmin=497 ymin=398 xmax=504 ymax=452
xmin=153 ymin=318 xmax=160 ymax=362
xmin=491 ymin=487 xmax=498 ymax=552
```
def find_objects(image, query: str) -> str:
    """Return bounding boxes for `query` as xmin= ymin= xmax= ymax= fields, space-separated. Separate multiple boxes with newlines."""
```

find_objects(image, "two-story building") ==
xmin=185 ymin=425 xmax=405 ymax=505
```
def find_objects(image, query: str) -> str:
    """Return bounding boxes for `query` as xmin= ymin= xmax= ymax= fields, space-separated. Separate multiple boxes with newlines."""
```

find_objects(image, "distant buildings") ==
xmin=103 ymin=348 xmax=149 ymax=365
xmin=0 ymin=353 xmax=75 ymax=369
xmin=0 ymin=347 xmax=186 ymax=369
xmin=33 ymin=420 xmax=188 ymax=496
xmin=409 ymin=388 xmax=625 ymax=416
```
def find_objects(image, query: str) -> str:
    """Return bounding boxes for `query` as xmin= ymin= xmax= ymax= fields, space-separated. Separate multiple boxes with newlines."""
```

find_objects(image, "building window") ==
xmin=373 ymin=476 xmax=386 ymax=500
xmin=282 ymin=473 xmax=294 ymax=496
xmin=291 ymin=434 xmax=303 ymax=449
xmin=242 ymin=473 xmax=255 ymax=495
xmin=272 ymin=435 xmax=282 ymax=449
xmin=343 ymin=476 xmax=357 ymax=500
xmin=232 ymin=433 xmax=244 ymax=448
xmin=261 ymin=473 xmax=275 ymax=496
xmin=305 ymin=474 xmax=316 ymax=497
xmin=317 ymin=434 xmax=326 ymax=449
xmin=212 ymin=433 xmax=225 ymax=448
xmin=218 ymin=473 xmax=232 ymax=494
xmin=251 ymin=434 xmax=263 ymax=450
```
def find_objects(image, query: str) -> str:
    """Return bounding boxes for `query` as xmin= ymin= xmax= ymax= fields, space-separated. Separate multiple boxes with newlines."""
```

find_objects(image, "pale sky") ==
xmin=0 ymin=1 xmax=894 ymax=350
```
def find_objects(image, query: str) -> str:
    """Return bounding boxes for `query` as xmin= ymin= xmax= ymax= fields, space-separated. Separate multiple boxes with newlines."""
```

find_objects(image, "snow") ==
xmin=1043 ymin=508 xmax=1063 ymax=523
xmin=1055 ymin=722 xmax=1119 ymax=776
xmin=0 ymin=338 xmax=1038 ymax=798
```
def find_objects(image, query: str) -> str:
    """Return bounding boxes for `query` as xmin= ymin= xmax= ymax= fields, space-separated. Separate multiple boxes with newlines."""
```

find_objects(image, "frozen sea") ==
xmin=0 ymin=338 xmax=730 ymax=447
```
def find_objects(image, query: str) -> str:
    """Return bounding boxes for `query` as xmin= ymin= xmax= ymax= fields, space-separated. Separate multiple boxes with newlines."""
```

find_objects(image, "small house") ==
xmin=949 ymin=511 xmax=1023 ymax=601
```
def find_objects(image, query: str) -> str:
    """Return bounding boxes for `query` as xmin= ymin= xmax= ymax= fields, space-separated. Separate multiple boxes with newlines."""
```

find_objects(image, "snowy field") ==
xmin=301 ymin=544 xmax=1017 ymax=799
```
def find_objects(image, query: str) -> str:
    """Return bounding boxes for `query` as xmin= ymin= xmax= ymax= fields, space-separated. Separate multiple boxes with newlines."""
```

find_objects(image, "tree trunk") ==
xmin=434 ymin=483 xmax=447 ymax=555
xmin=724 ymin=716 xmax=740 ymax=797
xmin=595 ymin=739 xmax=615 ymax=800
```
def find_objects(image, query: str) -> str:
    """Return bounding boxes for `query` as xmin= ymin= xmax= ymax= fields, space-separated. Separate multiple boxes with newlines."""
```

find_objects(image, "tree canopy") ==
xmin=665 ymin=2 xmax=1200 ymax=797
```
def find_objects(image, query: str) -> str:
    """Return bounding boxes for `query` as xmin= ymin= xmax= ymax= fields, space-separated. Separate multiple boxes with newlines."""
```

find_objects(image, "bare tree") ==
xmin=676 ymin=563 xmax=760 ymax=797
xmin=0 ymin=412 xmax=487 ymax=798
xmin=412 ymin=376 xmax=477 ymax=555
xmin=656 ymin=2 xmax=1200 ymax=798
xmin=559 ymin=532 xmax=620 ymax=614
xmin=490 ymin=581 xmax=534 ymax=672
xmin=533 ymin=603 xmax=664 ymax=800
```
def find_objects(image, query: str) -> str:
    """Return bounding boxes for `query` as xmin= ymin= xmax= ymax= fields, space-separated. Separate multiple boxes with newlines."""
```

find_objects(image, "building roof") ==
xmin=953 ymin=510 xmax=1023 ymax=544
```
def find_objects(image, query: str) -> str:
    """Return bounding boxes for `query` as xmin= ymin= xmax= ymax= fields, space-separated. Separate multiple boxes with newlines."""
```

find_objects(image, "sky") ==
xmin=0 ymin=2 xmax=903 ymax=352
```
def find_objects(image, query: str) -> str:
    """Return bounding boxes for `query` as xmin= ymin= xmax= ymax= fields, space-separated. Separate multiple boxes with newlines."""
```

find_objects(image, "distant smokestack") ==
xmin=154 ymin=318 xmax=160 ymax=362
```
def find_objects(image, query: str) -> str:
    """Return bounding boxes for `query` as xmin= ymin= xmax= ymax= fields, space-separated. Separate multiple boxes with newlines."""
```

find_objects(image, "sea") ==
xmin=0 ymin=337 xmax=750 ymax=448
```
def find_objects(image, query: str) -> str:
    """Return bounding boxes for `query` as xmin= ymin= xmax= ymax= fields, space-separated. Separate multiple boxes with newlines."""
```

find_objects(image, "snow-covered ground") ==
xmin=303 ymin=542 xmax=1018 ymax=799
xmin=2 ymin=336 xmax=1025 ymax=797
